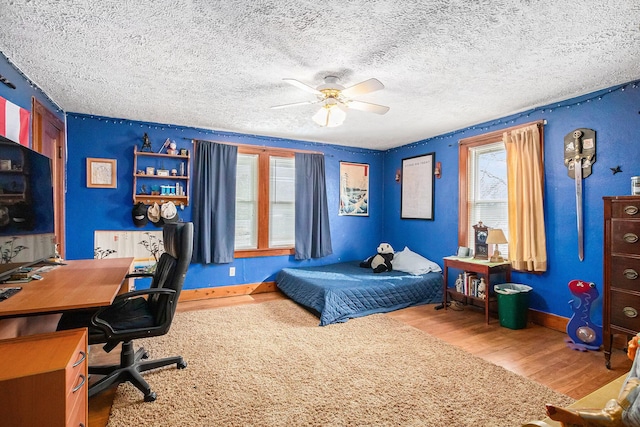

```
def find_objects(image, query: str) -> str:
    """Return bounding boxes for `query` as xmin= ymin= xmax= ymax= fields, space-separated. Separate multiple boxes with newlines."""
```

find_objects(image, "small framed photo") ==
xmin=87 ymin=158 xmax=117 ymax=188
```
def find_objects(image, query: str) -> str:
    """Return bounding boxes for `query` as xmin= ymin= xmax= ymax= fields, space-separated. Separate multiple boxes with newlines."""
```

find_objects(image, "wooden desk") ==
xmin=0 ymin=257 xmax=134 ymax=338
xmin=442 ymin=256 xmax=512 ymax=324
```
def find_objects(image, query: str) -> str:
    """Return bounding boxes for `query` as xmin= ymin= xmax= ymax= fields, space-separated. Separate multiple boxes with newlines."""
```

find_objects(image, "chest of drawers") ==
xmin=603 ymin=196 xmax=640 ymax=368
xmin=0 ymin=328 xmax=88 ymax=426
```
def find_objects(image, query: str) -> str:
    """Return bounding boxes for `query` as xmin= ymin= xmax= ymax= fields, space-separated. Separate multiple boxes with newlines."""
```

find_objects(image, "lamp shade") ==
xmin=486 ymin=228 xmax=507 ymax=245
xmin=312 ymin=99 xmax=346 ymax=127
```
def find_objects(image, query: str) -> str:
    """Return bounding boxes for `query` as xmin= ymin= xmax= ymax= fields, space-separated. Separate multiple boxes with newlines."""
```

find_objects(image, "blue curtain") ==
xmin=294 ymin=153 xmax=333 ymax=260
xmin=192 ymin=141 xmax=237 ymax=264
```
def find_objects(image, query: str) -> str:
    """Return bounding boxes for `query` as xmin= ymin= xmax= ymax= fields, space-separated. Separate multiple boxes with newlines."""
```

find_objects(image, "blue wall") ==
xmin=384 ymin=82 xmax=640 ymax=319
xmin=64 ymin=115 xmax=385 ymax=289
xmin=4 ymin=52 xmax=640 ymax=320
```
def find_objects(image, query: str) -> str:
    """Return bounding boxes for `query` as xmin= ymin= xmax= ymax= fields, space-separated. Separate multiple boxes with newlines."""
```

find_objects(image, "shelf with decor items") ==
xmin=442 ymin=256 xmax=512 ymax=324
xmin=132 ymin=145 xmax=190 ymax=207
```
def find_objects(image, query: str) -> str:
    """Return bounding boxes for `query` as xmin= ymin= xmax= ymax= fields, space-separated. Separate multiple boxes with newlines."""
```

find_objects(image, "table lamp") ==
xmin=486 ymin=228 xmax=508 ymax=263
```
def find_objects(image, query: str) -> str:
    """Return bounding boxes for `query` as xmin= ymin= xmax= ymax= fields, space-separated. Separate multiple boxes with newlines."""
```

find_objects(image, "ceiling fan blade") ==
xmin=270 ymin=100 xmax=317 ymax=109
xmin=341 ymin=78 xmax=385 ymax=98
xmin=346 ymin=100 xmax=390 ymax=115
xmin=282 ymin=78 xmax=322 ymax=95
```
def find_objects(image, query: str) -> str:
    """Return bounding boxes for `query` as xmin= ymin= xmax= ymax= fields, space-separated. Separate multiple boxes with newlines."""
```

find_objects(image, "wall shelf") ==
xmin=132 ymin=145 xmax=190 ymax=207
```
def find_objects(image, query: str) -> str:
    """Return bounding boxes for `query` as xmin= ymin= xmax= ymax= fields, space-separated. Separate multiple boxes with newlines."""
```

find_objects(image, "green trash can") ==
xmin=494 ymin=283 xmax=532 ymax=329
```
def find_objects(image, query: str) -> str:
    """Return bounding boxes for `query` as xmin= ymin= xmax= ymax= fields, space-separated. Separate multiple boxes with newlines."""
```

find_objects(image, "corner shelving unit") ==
xmin=132 ymin=146 xmax=190 ymax=207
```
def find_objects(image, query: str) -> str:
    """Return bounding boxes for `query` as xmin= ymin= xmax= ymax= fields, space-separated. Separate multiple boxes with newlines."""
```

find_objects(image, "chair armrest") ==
xmin=111 ymin=287 xmax=174 ymax=303
xmin=125 ymin=272 xmax=154 ymax=279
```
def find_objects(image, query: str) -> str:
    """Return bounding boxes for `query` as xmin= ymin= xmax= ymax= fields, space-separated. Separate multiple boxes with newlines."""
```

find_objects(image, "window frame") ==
xmin=458 ymin=120 xmax=544 ymax=256
xmin=234 ymin=146 xmax=296 ymax=259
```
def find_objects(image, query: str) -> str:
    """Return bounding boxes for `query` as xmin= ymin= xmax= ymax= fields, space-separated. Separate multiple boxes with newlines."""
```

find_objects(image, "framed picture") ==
xmin=87 ymin=158 xmax=117 ymax=188
xmin=401 ymin=153 xmax=435 ymax=220
xmin=339 ymin=161 xmax=369 ymax=216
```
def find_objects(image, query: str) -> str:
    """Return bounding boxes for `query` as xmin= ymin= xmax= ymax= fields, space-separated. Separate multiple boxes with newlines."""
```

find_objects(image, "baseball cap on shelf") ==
xmin=147 ymin=202 xmax=162 ymax=227
xmin=160 ymin=201 xmax=178 ymax=223
xmin=131 ymin=202 xmax=148 ymax=227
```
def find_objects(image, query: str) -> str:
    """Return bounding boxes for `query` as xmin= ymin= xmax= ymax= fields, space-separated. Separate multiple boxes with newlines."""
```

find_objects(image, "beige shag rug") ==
xmin=107 ymin=300 xmax=574 ymax=426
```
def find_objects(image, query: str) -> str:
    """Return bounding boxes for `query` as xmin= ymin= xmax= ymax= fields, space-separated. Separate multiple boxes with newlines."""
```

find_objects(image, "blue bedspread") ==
xmin=276 ymin=261 xmax=443 ymax=326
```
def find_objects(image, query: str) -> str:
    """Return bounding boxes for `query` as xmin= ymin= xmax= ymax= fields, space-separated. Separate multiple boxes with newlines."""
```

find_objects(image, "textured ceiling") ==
xmin=1 ymin=1 xmax=639 ymax=150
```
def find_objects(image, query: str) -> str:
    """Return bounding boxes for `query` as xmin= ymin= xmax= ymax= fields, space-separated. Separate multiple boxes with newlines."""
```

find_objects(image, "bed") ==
xmin=276 ymin=259 xmax=443 ymax=326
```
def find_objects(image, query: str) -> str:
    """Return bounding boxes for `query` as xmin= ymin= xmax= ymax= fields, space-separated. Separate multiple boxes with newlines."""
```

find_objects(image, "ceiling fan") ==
xmin=271 ymin=76 xmax=390 ymax=127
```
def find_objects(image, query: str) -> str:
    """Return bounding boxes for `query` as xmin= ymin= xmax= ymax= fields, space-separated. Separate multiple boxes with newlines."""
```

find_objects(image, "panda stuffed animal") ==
xmin=360 ymin=243 xmax=394 ymax=273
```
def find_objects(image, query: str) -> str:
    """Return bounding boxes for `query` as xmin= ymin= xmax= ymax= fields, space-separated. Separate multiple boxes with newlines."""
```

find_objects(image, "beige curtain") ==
xmin=504 ymin=124 xmax=547 ymax=272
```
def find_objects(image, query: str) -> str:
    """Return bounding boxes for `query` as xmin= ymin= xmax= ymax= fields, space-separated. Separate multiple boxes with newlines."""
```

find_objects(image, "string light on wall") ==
xmin=68 ymin=113 xmax=382 ymax=157
xmin=386 ymin=78 xmax=640 ymax=154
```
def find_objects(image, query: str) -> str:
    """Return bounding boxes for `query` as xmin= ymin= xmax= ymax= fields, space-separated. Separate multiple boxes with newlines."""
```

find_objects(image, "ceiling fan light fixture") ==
xmin=276 ymin=75 xmax=388 ymax=127
xmin=312 ymin=103 xmax=346 ymax=128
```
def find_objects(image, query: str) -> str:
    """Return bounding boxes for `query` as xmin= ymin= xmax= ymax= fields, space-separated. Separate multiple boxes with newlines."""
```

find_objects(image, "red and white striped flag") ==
xmin=0 ymin=96 xmax=30 ymax=146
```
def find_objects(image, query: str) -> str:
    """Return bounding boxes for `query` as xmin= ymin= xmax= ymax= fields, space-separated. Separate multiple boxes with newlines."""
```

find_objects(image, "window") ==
xmin=467 ymin=142 xmax=509 ymax=258
xmin=235 ymin=154 xmax=258 ymax=249
xmin=269 ymin=156 xmax=295 ymax=247
xmin=234 ymin=147 xmax=295 ymax=258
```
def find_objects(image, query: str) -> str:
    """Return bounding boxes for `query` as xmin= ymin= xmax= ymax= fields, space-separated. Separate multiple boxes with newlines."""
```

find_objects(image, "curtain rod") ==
xmin=458 ymin=119 xmax=546 ymax=145
xmin=184 ymin=137 xmax=324 ymax=155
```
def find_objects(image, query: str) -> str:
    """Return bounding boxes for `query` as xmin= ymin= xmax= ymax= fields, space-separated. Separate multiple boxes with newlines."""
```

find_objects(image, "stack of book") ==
xmin=4 ymin=267 xmax=36 ymax=283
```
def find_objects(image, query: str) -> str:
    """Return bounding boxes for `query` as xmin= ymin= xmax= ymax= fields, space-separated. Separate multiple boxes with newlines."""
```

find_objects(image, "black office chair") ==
xmin=58 ymin=222 xmax=193 ymax=402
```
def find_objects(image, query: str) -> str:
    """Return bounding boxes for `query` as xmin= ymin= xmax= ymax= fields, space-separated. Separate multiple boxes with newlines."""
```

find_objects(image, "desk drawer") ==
xmin=610 ymin=291 xmax=640 ymax=333
xmin=65 ymin=337 xmax=87 ymax=385
xmin=68 ymin=387 xmax=87 ymax=427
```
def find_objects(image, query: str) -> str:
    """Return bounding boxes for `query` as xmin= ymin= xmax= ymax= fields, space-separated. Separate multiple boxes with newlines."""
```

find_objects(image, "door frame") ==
xmin=31 ymin=97 xmax=66 ymax=258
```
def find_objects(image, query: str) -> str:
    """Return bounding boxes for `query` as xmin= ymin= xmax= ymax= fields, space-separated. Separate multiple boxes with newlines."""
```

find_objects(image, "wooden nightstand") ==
xmin=442 ymin=256 xmax=512 ymax=324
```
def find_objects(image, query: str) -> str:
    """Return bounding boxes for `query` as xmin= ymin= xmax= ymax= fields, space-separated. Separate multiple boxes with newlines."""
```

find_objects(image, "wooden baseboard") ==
xmin=528 ymin=308 xmax=568 ymax=333
xmin=179 ymin=281 xmax=277 ymax=302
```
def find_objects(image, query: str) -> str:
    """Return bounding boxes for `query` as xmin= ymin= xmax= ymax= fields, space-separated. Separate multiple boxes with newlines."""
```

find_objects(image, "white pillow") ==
xmin=392 ymin=246 xmax=442 ymax=275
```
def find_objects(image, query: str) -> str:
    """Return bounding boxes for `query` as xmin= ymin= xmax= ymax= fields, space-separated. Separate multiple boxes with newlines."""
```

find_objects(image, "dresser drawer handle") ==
xmin=73 ymin=350 xmax=86 ymax=368
xmin=624 ymin=269 xmax=639 ymax=280
xmin=625 ymin=205 xmax=640 ymax=216
xmin=623 ymin=306 xmax=639 ymax=318
xmin=72 ymin=374 xmax=86 ymax=393
xmin=624 ymin=233 xmax=639 ymax=244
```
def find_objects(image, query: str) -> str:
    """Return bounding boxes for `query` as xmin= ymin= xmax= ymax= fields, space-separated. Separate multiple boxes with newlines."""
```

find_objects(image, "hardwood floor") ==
xmin=88 ymin=293 xmax=632 ymax=426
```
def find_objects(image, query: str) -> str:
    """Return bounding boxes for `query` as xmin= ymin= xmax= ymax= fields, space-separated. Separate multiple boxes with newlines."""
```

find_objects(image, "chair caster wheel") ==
xmin=178 ymin=360 xmax=187 ymax=369
xmin=144 ymin=392 xmax=157 ymax=402
xmin=142 ymin=351 xmax=150 ymax=359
